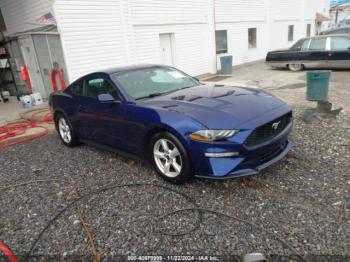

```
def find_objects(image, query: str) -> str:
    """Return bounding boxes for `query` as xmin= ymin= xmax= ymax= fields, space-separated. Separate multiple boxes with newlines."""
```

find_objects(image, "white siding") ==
xmin=215 ymin=0 xmax=267 ymax=23
xmin=271 ymin=0 xmax=304 ymax=21
xmin=2 ymin=0 xmax=331 ymax=80
xmin=130 ymin=0 xmax=207 ymax=25
xmin=215 ymin=0 xmax=270 ymax=67
xmin=54 ymin=0 xmax=129 ymax=82
xmin=0 ymin=0 xmax=52 ymax=36
xmin=130 ymin=0 xmax=213 ymax=76
xmin=54 ymin=0 xmax=214 ymax=81
xmin=215 ymin=0 xmax=330 ymax=68
xmin=216 ymin=22 xmax=269 ymax=67
xmin=133 ymin=24 xmax=212 ymax=76
xmin=270 ymin=21 xmax=304 ymax=50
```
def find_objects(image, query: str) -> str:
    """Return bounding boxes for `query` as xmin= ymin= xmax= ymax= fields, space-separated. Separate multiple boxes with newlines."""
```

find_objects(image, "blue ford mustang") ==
xmin=49 ymin=65 xmax=293 ymax=183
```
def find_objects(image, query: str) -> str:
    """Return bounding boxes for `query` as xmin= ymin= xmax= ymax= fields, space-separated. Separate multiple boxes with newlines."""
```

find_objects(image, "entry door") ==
xmin=18 ymin=36 xmax=46 ymax=96
xmin=159 ymin=33 xmax=174 ymax=66
xmin=32 ymin=34 xmax=68 ymax=97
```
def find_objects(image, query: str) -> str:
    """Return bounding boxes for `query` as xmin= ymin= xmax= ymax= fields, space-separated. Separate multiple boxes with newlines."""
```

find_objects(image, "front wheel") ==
xmin=288 ymin=63 xmax=304 ymax=72
xmin=150 ymin=132 xmax=191 ymax=184
xmin=55 ymin=114 xmax=78 ymax=147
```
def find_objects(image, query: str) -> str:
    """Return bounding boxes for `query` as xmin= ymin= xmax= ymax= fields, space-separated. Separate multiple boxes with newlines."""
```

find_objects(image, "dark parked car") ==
xmin=266 ymin=35 xmax=350 ymax=71
xmin=50 ymin=65 xmax=293 ymax=183
xmin=320 ymin=26 xmax=350 ymax=35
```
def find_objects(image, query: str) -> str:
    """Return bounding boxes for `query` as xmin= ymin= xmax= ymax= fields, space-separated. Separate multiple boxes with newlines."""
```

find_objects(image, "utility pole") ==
xmin=335 ymin=6 xmax=339 ymax=26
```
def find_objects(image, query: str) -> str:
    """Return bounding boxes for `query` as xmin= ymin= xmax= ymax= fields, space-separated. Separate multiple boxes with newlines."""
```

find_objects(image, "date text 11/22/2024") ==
xmin=127 ymin=255 xmax=220 ymax=261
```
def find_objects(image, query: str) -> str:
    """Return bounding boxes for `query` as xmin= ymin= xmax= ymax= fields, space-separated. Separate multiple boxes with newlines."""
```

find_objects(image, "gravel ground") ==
xmin=1 ymin=73 xmax=350 ymax=261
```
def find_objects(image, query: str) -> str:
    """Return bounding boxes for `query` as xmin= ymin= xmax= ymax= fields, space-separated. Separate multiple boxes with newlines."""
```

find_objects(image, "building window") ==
xmin=306 ymin=24 xmax=311 ymax=37
xmin=216 ymin=30 xmax=227 ymax=54
xmin=288 ymin=25 xmax=294 ymax=42
xmin=248 ymin=28 xmax=257 ymax=49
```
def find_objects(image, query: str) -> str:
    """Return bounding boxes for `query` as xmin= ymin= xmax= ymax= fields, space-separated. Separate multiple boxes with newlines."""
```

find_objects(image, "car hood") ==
xmin=139 ymin=84 xmax=287 ymax=129
xmin=269 ymin=48 xmax=290 ymax=52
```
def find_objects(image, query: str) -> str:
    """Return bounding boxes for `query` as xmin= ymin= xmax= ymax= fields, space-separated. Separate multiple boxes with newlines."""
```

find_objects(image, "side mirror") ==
xmin=97 ymin=93 xmax=118 ymax=103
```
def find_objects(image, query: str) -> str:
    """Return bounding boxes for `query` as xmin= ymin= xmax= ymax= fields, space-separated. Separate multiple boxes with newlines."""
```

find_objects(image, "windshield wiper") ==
xmin=136 ymin=92 xmax=165 ymax=100
xmin=135 ymin=85 xmax=196 ymax=100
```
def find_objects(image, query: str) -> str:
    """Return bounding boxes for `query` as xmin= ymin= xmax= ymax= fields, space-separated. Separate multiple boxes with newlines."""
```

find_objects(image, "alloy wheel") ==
xmin=58 ymin=117 xmax=71 ymax=144
xmin=153 ymin=138 xmax=182 ymax=178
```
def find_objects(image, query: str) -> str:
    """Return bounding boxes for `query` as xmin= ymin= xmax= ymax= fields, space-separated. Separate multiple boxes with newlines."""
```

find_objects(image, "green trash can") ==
xmin=306 ymin=71 xmax=331 ymax=101
xmin=220 ymin=55 xmax=233 ymax=75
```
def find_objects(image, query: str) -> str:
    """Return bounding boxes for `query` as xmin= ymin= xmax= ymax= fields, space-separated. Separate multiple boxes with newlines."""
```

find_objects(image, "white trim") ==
xmin=52 ymin=4 xmax=72 ymax=83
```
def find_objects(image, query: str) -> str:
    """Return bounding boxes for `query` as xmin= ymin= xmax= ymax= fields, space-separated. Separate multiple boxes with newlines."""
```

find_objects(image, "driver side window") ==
xmin=84 ymin=77 xmax=120 ymax=100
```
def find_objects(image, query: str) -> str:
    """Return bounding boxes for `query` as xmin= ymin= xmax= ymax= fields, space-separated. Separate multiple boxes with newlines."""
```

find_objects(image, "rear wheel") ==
xmin=150 ymin=132 xmax=191 ymax=184
xmin=288 ymin=63 xmax=304 ymax=72
xmin=55 ymin=113 xmax=78 ymax=147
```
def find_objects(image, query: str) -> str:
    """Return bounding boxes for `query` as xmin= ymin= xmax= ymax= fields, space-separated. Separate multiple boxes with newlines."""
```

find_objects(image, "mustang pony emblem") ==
xmin=272 ymin=121 xmax=281 ymax=130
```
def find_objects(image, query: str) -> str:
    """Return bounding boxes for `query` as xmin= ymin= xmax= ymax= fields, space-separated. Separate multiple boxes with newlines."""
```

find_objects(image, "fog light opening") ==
xmin=205 ymin=152 xmax=239 ymax=158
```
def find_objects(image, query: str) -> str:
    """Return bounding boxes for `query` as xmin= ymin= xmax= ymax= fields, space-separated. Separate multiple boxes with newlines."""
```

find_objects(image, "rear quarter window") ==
xmin=331 ymin=37 xmax=350 ymax=50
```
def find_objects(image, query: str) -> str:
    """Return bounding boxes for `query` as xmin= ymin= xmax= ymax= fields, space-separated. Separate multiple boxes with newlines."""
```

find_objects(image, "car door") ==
xmin=328 ymin=36 xmax=350 ymax=69
xmin=77 ymin=74 xmax=127 ymax=148
xmin=66 ymin=79 xmax=85 ymax=137
xmin=304 ymin=37 xmax=329 ymax=68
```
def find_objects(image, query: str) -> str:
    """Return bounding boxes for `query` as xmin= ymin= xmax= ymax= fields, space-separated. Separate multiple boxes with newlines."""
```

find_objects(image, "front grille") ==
xmin=241 ymin=140 xmax=287 ymax=167
xmin=244 ymin=112 xmax=292 ymax=148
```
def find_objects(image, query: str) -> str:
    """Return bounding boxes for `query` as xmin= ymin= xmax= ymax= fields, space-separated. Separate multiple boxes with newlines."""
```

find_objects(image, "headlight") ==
xmin=189 ymin=130 xmax=238 ymax=142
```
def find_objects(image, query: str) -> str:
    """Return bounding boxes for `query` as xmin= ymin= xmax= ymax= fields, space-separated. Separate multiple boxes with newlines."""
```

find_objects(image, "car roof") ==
xmin=304 ymin=34 xmax=350 ymax=40
xmin=69 ymin=64 xmax=172 ymax=86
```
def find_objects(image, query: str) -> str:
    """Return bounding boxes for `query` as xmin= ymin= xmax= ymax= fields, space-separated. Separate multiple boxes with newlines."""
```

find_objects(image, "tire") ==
xmin=55 ymin=113 xmax=78 ymax=147
xmin=288 ymin=63 xmax=304 ymax=72
xmin=150 ymin=131 xmax=191 ymax=184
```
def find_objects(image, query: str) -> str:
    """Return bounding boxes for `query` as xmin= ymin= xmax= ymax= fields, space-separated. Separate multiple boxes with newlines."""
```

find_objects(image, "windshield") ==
xmin=112 ymin=67 xmax=199 ymax=100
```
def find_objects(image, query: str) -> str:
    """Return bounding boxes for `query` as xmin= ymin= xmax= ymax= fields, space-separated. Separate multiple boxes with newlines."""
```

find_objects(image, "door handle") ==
xmin=328 ymin=53 xmax=332 ymax=56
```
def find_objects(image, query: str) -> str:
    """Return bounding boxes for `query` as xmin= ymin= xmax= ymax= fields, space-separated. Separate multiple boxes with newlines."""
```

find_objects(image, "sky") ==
xmin=331 ymin=0 xmax=350 ymax=7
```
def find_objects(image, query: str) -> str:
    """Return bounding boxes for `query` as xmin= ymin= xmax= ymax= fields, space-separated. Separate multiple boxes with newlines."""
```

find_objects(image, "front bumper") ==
xmin=195 ymin=139 xmax=293 ymax=179
xmin=190 ymin=113 xmax=293 ymax=179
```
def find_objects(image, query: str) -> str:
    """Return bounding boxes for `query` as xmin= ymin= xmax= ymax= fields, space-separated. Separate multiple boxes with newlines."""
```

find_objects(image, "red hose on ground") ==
xmin=0 ymin=241 xmax=19 ymax=262
xmin=20 ymin=108 xmax=53 ymax=123
xmin=29 ymin=109 xmax=53 ymax=122
xmin=0 ymin=120 xmax=49 ymax=149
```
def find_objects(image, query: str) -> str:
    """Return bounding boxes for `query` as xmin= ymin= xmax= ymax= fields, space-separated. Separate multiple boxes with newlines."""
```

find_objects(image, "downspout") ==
xmin=212 ymin=0 xmax=217 ymax=73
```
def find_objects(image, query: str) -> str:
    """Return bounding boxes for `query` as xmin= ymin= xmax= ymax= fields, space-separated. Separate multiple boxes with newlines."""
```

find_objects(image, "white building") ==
xmin=0 ymin=0 xmax=330 ymax=98
xmin=329 ymin=3 xmax=350 ymax=28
